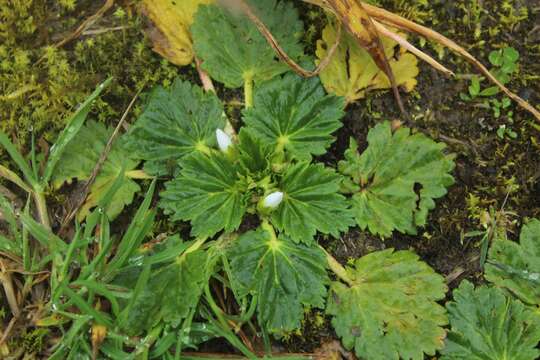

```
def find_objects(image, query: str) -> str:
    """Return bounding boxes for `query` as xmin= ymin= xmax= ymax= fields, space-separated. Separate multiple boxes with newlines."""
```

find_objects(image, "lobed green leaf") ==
xmin=191 ymin=0 xmax=304 ymax=88
xmin=441 ymin=281 xmax=540 ymax=360
xmin=52 ymin=121 xmax=140 ymax=220
xmin=120 ymin=248 xmax=208 ymax=335
xmin=339 ymin=121 xmax=455 ymax=237
xmin=485 ymin=218 xmax=540 ymax=306
xmin=327 ymin=249 xmax=448 ymax=360
xmin=271 ymin=162 xmax=353 ymax=244
xmin=243 ymin=73 xmax=345 ymax=160
xmin=160 ymin=151 xmax=249 ymax=238
xmin=228 ymin=226 xmax=328 ymax=332
xmin=128 ymin=78 xmax=226 ymax=176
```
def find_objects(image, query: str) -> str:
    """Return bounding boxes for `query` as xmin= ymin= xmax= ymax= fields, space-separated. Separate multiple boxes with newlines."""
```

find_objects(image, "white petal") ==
xmin=216 ymin=129 xmax=232 ymax=152
xmin=263 ymin=191 xmax=284 ymax=209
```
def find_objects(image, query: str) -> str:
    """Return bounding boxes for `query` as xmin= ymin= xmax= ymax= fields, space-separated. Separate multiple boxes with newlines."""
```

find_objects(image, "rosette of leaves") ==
xmin=338 ymin=121 xmax=455 ymax=237
xmin=191 ymin=0 xmax=304 ymax=97
xmin=159 ymin=74 xmax=353 ymax=243
xmin=485 ymin=218 xmax=540 ymax=306
xmin=127 ymin=79 xmax=226 ymax=176
xmin=327 ymin=249 xmax=448 ymax=360
xmin=228 ymin=225 xmax=328 ymax=332
xmin=52 ymin=121 xmax=141 ymax=220
xmin=441 ymin=281 xmax=540 ymax=360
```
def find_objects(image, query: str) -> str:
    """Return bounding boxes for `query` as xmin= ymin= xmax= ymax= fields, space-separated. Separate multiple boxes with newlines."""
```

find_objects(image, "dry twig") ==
xmin=59 ymin=90 xmax=141 ymax=235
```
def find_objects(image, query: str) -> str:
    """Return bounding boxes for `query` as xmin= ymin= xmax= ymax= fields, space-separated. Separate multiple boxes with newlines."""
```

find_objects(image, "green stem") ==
xmin=320 ymin=246 xmax=353 ymax=285
xmin=244 ymin=75 xmax=254 ymax=109
xmin=33 ymin=189 xmax=50 ymax=230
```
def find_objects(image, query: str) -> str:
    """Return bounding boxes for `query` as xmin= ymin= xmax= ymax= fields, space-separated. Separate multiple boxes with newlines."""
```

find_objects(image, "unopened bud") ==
xmin=216 ymin=129 xmax=232 ymax=152
xmin=263 ymin=191 xmax=284 ymax=209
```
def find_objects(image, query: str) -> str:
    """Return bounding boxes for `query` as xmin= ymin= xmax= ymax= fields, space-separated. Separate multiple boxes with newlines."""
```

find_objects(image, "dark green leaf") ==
xmin=244 ymin=73 xmax=345 ymax=160
xmin=121 ymin=249 xmax=208 ymax=335
xmin=327 ymin=249 xmax=448 ymax=360
xmin=52 ymin=121 xmax=140 ymax=220
xmin=160 ymin=151 xmax=249 ymax=238
xmin=441 ymin=281 xmax=540 ymax=360
xmin=485 ymin=219 xmax=540 ymax=306
xmin=228 ymin=226 xmax=328 ymax=332
xmin=272 ymin=162 xmax=353 ymax=244
xmin=128 ymin=78 xmax=226 ymax=176
xmin=237 ymin=128 xmax=272 ymax=176
xmin=192 ymin=0 xmax=304 ymax=88
xmin=339 ymin=122 xmax=455 ymax=237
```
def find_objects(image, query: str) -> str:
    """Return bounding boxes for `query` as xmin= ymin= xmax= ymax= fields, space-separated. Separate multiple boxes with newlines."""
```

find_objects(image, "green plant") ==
xmin=0 ymin=78 xmax=111 ymax=229
xmin=191 ymin=0 xmax=304 ymax=107
xmin=2 ymin=1 xmax=492 ymax=358
xmin=460 ymin=47 xmax=520 ymax=102
xmin=442 ymin=281 xmax=540 ymax=360
xmin=485 ymin=218 xmax=540 ymax=306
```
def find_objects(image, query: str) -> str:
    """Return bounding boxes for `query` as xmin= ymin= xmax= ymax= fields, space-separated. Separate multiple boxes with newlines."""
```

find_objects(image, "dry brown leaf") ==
xmin=140 ymin=0 xmax=213 ymax=66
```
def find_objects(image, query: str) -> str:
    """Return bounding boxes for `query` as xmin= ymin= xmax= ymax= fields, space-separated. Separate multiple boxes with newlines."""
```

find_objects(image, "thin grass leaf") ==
xmin=0 ymin=164 xmax=32 ymax=193
xmin=72 ymin=279 xmax=120 ymax=317
xmin=20 ymin=212 xmax=67 ymax=252
xmin=117 ymin=261 xmax=151 ymax=329
xmin=48 ymin=314 xmax=92 ymax=360
xmin=104 ymin=180 xmax=156 ymax=279
xmin=0 ymin=131 xmax=38 ymax=188
xmin=60 ymin=284 xmax=112 ymax=326
xmin=0 ymin=193 xmax=21 ymax=255
xmin=43 ymin=77 xmax=112 ymax=184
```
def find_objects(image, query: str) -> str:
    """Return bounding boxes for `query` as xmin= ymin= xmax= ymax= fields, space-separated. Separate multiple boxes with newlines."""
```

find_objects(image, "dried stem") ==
xmin=373 ymin=21 xmax=454 ymax=77
xmin=362 ymin=3 xmax=540 ymax=122
xmin=234 ymin=0 xmax=343 ymax=78
xmin=59 ymin=90 xmax=141 ymax=234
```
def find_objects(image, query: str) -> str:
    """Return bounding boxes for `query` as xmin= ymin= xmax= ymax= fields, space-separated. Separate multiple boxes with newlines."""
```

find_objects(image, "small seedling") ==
xmin=460 ymin=47 xmax=520 ymax=101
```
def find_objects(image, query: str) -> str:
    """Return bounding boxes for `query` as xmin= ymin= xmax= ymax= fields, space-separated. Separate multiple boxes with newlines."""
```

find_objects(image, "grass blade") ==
xmin=0 ymin=131 xmax=38 ymax=188
xmin=42 ymin=77 xmax=112 ymax=184
xmin=20 ymin=212 xmax=67 ymax=252
xmin=0 ymin=164 xmax=32 ymax=193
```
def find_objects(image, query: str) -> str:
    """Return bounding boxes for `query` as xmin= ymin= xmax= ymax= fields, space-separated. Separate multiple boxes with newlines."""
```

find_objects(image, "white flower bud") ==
xmin=216 ymin=129 xmax=232 ymax=152
xmin=263 ymin=191 xmax=284 ymax=209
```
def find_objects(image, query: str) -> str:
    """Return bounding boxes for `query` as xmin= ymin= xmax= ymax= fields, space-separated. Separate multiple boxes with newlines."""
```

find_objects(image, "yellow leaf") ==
xmin=316 ymin=24 xmax=419 ymax=104
xmin=140 ymin=0 xmax=214 ymax=66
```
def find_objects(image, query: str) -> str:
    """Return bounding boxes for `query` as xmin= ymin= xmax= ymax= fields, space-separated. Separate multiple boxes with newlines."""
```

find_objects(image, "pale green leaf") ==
xmin=228 ymin=226 xmax=328 ymax=332
xmin=243 ymin=73 xmax=345 ymax=160
xmin=327 ymin=249 xmax=448 ymax=360
xmin=271 ymin=162 xmax=354 ymax=244
xmin=441 ymin=281 xmax=540 ymax=360
xmin=338 ymin=121 xmax=454 ymax=237
xmin=160 ymin=151 xmax=250 ymax=238
xmin=128 ymin=78 xmax=226 ymax=176
xmin=191 ymin=0 xmax=304 ymax=88
xmin=52 ymin=121 xmax=140 ymax=220
xmin=485 ymin=218 xmax=540 ymax=306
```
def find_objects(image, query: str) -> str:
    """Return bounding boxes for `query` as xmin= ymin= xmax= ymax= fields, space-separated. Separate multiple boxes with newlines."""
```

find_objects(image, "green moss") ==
xmin=0 ymin=1 xmax=189 ymax=154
